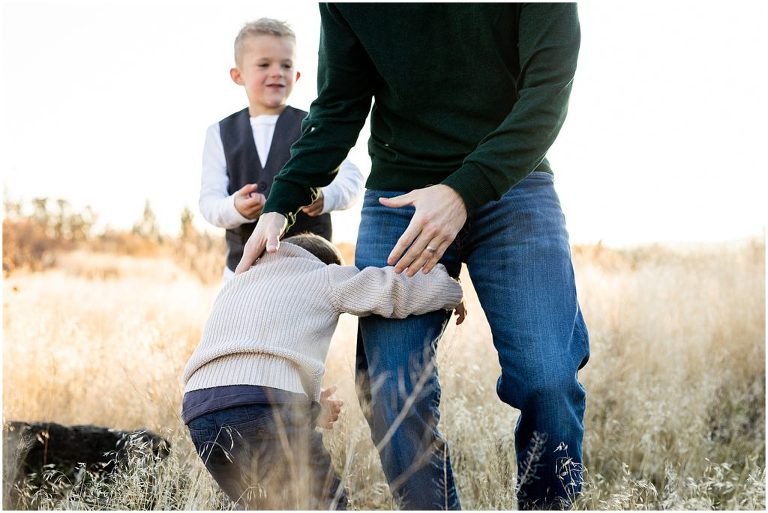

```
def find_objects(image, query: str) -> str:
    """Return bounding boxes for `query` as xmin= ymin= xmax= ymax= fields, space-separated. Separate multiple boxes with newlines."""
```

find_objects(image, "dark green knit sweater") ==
xmin=265 ymin=3 xmax=580 ymax=222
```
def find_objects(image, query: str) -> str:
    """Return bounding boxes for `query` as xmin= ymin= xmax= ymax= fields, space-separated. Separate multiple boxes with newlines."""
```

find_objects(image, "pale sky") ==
xmin=2 ymin=0 xmax=767 ymax=247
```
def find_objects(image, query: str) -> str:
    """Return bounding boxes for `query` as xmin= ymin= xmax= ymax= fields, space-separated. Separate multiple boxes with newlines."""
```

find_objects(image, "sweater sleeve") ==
xmin=327 ymin=264 xmax=463 ymax=318
xmin=442 ymin=3 xmax=581 ymax=210
xmin=263 ymin=4 xmax=375 ymax=225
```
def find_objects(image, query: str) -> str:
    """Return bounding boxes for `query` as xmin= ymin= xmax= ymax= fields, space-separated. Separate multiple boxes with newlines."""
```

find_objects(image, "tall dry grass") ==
xmin=2 ymin=238 xmax=765 ymax=509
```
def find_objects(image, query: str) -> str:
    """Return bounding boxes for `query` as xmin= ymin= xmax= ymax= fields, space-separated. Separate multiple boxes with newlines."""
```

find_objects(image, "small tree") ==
xmin=132 ymin=200 xmax=161 ymax=242
xmin=31 ymin=197 xmax=49 ymax=232
xmin=179 ymin=206 xmax=196 ymax=241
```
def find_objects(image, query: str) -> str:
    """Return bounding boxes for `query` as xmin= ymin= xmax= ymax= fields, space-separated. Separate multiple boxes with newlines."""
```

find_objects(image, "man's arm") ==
xmin=441 ymin=3 xmax=581 ymax=209
xmin=320 ymin=158 xmax=366 ymax=214
xmin=327 ymin=264 xmax=463 ymax=318
xmin=235 ymin=5 xmax=375 ymax=274
xmin=302 ymin=157 xmax=365 ymax=216
xmin=265 ymin=4 xmax=375 ymax=222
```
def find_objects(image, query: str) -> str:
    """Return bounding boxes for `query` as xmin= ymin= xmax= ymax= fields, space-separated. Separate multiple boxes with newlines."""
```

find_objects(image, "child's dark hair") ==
xmin=283 ymin=233 xmax=343 ymax=266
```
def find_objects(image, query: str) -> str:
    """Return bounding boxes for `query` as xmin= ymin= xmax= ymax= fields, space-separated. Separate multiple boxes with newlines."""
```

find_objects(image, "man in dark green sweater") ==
xmin=236 ymin=4 xmax=589 ymax=510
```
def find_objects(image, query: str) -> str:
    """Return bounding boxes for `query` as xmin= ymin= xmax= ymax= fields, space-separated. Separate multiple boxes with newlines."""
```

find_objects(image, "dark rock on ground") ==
xmin=3 ymin=420 xmax=170 ymax=508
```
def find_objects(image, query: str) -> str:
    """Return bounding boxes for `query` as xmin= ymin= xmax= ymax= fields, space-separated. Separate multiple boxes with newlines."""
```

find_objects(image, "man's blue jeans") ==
xmin=355 ymin=171 xmax=590 ymax=510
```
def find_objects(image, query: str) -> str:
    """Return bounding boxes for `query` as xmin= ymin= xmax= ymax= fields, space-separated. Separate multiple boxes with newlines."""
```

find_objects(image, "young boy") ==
xmin=199 ymin=18 xmax=364 ymax=279
xmin=182 ymin=233 xmax=464 ymax=509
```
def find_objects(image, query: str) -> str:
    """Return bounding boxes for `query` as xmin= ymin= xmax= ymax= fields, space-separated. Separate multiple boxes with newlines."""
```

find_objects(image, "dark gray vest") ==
xmin=219 ymin=106 xmax=332 ymax=271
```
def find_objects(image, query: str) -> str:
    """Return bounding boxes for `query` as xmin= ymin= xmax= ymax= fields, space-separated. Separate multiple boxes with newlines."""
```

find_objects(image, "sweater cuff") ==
xmin=441 ymin=163 xmax=500 ymax=211
xmin=263 ymin=180 xmax=313 ymax=225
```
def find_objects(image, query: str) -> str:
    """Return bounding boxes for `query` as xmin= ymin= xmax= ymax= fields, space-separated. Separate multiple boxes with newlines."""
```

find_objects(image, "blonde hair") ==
xmin=234 ymin=18 xmax=296 ymax=63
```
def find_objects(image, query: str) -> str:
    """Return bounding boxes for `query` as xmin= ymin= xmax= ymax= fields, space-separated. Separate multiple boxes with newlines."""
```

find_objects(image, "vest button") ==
xmin=258 ymin=182 xmax=268 ymax=192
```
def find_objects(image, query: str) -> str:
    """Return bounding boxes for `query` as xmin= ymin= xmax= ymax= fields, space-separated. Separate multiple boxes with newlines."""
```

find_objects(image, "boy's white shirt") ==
xmin=199 ymin=115 xmax=365 ymax=230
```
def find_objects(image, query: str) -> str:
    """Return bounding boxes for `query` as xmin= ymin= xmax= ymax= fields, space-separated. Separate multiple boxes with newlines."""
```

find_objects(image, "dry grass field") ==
xmin=2 ymin=237 xmax=765 ymax=509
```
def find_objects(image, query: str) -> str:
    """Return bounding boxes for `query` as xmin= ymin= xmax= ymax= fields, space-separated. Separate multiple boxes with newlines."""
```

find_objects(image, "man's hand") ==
xmin=234 ymin=183 xmax=266 ymax=219
xmin=301 ymin=191 xmax=325 ymax=217
xmin=317 ymin=385 xmax=343 ymax=429
xmin=454 ymin=301 xmax=467 ymax=325
xmin=234 ymin=212 xmax=288 ymax=275
xmin=379 ymin=184 xmax=467 ymax=276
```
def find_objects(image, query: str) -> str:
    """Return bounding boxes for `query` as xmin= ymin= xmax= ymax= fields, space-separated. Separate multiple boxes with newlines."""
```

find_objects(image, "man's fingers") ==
xmin=388 ymin=222 xmax=423 ymax=269
xmin=421 ymin=239 xmax=451 ymax=275
xmin=266 ymin=233 xmax=280 ymax=253
xmin=402 ymin=236 xmax=441 ymax=277
xmin=379 ymin=192 xmax=414 ymax=209
xmin=234 ymin=239 xmax=264 ymax=275
xmin=234 ymin=212 xmax=287 ymax=273
xmin=381 ymin=185 xmax=467 ymax=273
xmin=392 ymin=225 xmax=445 ymax=275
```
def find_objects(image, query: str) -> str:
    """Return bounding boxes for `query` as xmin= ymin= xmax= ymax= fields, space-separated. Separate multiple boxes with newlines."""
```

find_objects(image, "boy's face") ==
xmin=231 ymin=34 xmax=300 ymax=116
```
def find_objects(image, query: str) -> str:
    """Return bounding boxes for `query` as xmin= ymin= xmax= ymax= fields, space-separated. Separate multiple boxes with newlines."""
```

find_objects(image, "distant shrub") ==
xmin=2 ymin=197 xmax=226 ymax=284
xmin=2 ymin=197 xmax=93 ymax=275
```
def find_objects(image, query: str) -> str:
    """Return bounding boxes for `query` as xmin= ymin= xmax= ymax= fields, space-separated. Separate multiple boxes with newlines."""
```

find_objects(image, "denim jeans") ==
xmin=355 ymin=171 xmax=590 ymax=510
xmin=187 ymin=403 xmax=347 ymax=510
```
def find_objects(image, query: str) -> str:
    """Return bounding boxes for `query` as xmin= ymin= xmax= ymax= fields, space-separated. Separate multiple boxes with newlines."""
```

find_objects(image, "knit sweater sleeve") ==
xmin=327 ymin=264 xmax=463 ymax=318
xmin=263 ymin=4 xmax=375 ymax=223
xmin=442 ymin=3 xmax=581 ymax=209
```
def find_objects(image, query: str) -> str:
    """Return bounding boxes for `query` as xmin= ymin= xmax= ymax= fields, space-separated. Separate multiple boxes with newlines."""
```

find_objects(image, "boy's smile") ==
xmin=231 ymin=34 xmax=300 ymax=116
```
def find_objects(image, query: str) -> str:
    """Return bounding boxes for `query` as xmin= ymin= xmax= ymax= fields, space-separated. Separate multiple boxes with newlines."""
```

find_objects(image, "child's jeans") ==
xmin=187 ymin=403 xmax=347 ymax=510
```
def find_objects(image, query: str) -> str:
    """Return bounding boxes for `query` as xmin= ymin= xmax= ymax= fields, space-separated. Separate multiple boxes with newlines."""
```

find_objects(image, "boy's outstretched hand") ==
xmin=317 ymin=385 xmax=343 ymax=429
xmin=454 ymin=301 xmax=467 ymax=325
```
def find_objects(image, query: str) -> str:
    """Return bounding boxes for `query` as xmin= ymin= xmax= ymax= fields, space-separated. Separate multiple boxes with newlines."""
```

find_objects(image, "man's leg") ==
xmin=465 ymin=172 xmax=590 ymax=509
xmin=355 ymin=190 xmax=462 ymax=510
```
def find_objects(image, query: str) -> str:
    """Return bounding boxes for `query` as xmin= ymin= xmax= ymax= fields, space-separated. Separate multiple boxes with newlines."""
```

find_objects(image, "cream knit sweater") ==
xmin=182 ymin=243 xmax=463 ymax=401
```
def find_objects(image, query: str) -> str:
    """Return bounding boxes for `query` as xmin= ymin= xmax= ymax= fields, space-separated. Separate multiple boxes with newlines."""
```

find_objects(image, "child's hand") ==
xmin=234 ymin=183 xmax=266 ymax=219
xmin=454 ymin=301 xmax=467 ymax=325
xmin=317 ymin=385 xmax=343 ymax=429
xmin=301 ymin=191 xmax=325 ymax=217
